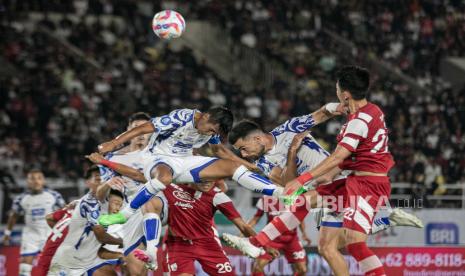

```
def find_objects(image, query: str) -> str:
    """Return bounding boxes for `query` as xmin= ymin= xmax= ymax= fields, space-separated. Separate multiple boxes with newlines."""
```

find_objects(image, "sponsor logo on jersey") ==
xmin=173 ymin=190 xmax=195 ymax=203
xmin=170 ymin=263 xmax=178 ymax=271
xmin=174 ymin=201 xmax=193 ymax=209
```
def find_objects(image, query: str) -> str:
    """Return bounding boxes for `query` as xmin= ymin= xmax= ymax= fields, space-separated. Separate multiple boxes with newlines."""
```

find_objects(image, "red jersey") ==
xmin=163 ymin=184 xmax=241 ymax=240
xmin=36 ymin=208 xmax=72 ymax=275
xmin=337 ymin=102 xmax=395 ymax=173
xmin=254 ymin=196 xmax=297 ymax=243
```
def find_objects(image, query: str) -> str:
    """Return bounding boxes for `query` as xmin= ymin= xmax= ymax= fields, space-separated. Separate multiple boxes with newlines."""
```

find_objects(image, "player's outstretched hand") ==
xmin=86 ymin=152 xmax=105 ymax=164
xmin=107 ymin=177 xmax=126 ymax=192
xmin=289 ymin=131 xmax=310 ymax=153
xmin=98 ymin=140 xmax=117 ymax=154
xmin=264 ymin=246 xmax=279 ymax=258
xmin=302 ymin=234 xmax=312 ymax=247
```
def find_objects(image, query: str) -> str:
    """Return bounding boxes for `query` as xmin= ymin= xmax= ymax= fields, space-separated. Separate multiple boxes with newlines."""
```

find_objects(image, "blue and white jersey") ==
xmin=12 ymin=188 xmax=65 ymax=234
xmin=99 ymin=149 xmax=146 ymax=200
xmin=255 ymin=114 xmax=330 ymax=177
xmin=51 ymin=192 xmax=108 ymax=270
xmin=145 ymin=109 xmax=220 ymax=157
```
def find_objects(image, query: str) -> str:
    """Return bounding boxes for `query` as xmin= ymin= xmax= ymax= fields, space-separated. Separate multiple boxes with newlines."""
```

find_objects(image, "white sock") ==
xmin=123 ymin=179 xmax=166 ymax=218
xmin=232 ymin=165 xmax=277 ymax=196
xmin=143 ymin=213 xmax=161 ymax=262
xmin=370 ymin=217 xmax=391 ymax=234
xmin=19 ymin=263 xmax=32 ymax=276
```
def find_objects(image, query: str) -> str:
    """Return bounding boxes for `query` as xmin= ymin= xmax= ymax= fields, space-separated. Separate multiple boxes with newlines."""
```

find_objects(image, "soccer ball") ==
xmin=152 ymin=10 xmax=186 ymax=39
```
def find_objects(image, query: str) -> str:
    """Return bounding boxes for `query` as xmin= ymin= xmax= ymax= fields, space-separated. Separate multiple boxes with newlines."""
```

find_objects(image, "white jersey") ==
xmin=255 ymin=114 xmax=330 ymax=176
xmin=12 ymin=188 xmax=65 ymax=235
xmin=99 ymin=149 xmax=146 ymax=200
xmin=145 ymin=109 xmax=220 ymax=157
xmin=51 ymin=192 xmax=108 ymax=270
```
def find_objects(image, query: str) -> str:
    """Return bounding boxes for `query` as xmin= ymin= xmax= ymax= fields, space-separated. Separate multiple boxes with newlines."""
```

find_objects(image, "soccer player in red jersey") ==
xmin=35 ymin=206 xmax=74 ymax=276
xmin=224 ymin=66 xmax=395 ymax=276
xmin=249 ymin=196 xmax=310 ymax=276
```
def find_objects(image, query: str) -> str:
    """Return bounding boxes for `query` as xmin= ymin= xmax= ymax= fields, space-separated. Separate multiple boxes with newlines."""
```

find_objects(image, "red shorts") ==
xmin=258 ymin=234 xmax=306 ymax=264
xmin=165 ymin=236 xmax=234 ymax=275
xmin=316 ymin=178 xmax=347 ymax=212
xmin=342 ymin=175 xmax=391 ymax=234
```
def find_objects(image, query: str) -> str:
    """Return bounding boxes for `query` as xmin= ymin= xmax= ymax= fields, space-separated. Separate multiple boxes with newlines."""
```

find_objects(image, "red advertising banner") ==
xmin=1 ymin=246 xmax=465 ymax=275
xmin=225 ymin=247 xmax=465 ymax=275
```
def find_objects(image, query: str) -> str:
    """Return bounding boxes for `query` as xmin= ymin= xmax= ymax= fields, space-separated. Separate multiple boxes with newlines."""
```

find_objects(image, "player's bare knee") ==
xmin=318 ymin=239 xmax=335 ymax=258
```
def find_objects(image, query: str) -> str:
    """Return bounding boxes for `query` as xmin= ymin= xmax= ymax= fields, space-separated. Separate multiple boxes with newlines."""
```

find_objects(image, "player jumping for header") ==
xmin=96 ymin=107 xmax=285 ymax=227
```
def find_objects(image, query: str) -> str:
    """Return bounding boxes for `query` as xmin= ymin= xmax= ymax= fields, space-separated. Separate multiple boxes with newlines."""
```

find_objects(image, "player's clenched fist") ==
xmin=86 ymin=152 xmax=105 ymax=164
xmin=98 ymin=141 xmax=117 ymax=154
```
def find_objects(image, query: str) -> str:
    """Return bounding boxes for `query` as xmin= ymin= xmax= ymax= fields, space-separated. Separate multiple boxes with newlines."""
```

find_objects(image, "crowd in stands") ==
xmin=1 ymin=0 xmax=464 ymax=207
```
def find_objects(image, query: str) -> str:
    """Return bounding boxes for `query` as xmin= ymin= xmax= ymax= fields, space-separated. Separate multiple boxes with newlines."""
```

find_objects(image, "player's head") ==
xmin=107 ymin=189 xmax=124 ymax=214
xmin=228 ymin=120 xmax=267 ymax=161
xmin=128 ymin=112 xmax=151 ymax=148
xmin=336 ymin=66 xmax=370 ymax=104
xmin=26 ymin=169 xmax=45 ymax=193
xmin=84 ymin=165 xmax=101 ymax=193
xmin=197 ymin=106 xmax=233 ymax=136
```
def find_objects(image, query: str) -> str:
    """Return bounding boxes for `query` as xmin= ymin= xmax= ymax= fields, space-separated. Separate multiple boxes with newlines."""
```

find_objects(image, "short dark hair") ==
xmin=128 ymin=112 xmax=151 ymax=124
xmin=109 ymin=189 xmax=124 ymax=200
xmin=336 ymin=66 xmax=370 ymax=100
xmin=228 ymin=120 xmax=263 ymax=145
xmin=84 ymin=165 xmax=100 ymax=180
xmin=206 ymin=106 xmax=234 ymax=135
xmin=27 ymin=168 xmax=43 ymax=175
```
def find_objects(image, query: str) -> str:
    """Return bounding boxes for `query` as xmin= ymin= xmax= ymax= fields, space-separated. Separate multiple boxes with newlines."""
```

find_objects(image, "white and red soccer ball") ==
xmin=152 ymin=10 xmax=186 ymax=39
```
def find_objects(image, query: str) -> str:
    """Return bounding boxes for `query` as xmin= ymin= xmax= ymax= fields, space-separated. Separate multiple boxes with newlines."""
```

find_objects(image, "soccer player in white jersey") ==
xmin=224 ymin=107 xmax=422 ymax=275
xmin=97 ymin=107 xmax=284 ymax=227
xmin=2 ymin=169 xmax=65 ymax=276
xmin=48 ymin=166 xmax=124 ymax=276
xmin=88 ymin=112 xmax=162 ymax=275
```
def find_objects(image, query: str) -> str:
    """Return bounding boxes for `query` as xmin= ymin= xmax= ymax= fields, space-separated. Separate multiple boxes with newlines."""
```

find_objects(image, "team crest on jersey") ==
xmin=160 ymin=116 xmax=172 ymax=125
xmin=170 ymin=263 xmax=178 ymax=271
xmin=173 ymin=190 xmax=195 ymax=203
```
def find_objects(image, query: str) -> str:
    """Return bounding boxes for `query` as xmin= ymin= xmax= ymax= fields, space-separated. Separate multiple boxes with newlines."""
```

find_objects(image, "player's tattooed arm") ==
xmin=98 ymin=122 xmax=155 ymax=154
xmin=93 ymin=225 xmax=123 ymax=246
xmin=210 ymin=144 xmax=260 ymax=172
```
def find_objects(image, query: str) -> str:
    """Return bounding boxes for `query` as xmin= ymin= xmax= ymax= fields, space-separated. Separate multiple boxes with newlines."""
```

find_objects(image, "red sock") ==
xmin=346 ymin=242 xmax=385 ymax=276
xmin=250 ymin=195 xmax=310 ymax=247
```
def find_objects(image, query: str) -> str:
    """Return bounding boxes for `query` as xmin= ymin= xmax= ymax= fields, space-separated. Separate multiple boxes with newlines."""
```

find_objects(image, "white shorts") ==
xmin=47 ymin=258 xmax=120 ymax=276
xmin=20 ymin=228 xmax=49 ymax=256
xmin=144 ymin=155 xmax=219 ymax=183
xmin=316 ymin=208 xmax=343 ymax=229
xmin=105 ymin=195 xmax=169 ymax=257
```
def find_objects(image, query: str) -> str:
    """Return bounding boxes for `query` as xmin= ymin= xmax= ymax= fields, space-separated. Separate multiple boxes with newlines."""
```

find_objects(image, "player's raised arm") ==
xmin=98 ymin=122 xmax=155 ymax=154
xmin=210 ymin=143 xmax=260 ymax=172
xmin=281 ymin=131 xmax=309 ymax=183
xmin=285 ymin=145 xmax=351 ymax=195
xmin=87 ymin=153 xmax=146 ymax=183
xmin=310 ymin=103 xmax=346 ymax=126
